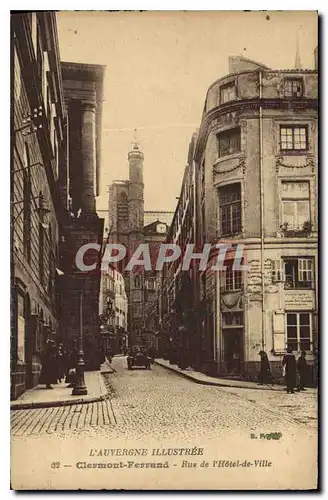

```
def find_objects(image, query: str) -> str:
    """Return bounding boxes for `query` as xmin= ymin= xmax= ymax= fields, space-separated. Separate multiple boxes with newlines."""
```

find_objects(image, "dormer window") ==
xmin=220 ymin=82 xmax=237 ymax=104
xmin=284 ymin=78 xmax=303 ymax=98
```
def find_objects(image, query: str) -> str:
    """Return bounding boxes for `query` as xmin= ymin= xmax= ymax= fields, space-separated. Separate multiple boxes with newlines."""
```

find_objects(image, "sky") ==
xmin=56 ymin=10 xmax=318 ymax=213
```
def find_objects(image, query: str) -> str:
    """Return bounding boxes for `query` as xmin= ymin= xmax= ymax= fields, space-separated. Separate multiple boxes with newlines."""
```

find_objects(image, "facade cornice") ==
xmin=194 ymin=97 xmax=318 ymax=163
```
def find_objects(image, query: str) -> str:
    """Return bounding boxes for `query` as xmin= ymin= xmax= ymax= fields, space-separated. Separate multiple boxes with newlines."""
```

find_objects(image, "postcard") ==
xmin=10 ymin=10 xmax=318 ymax=490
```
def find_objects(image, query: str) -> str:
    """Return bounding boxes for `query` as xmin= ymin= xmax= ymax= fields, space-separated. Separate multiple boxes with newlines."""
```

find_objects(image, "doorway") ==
xmin=223 ymin=328 xmax=243 ymax=374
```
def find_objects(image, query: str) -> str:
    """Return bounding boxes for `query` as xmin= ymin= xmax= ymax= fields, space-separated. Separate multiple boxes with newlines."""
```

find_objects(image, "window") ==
xmin=281 ymin=181 xmax=310 ymax=231
xmin=23 ymin=145 xmax=31 ymax=263
xmin=218 ymin=128 xmax=241 ymax=157
xmin=14 ymin=46 xmax=22 ymax=102
xmin=286 ymin=312 xmax=312 ymax=351
xmin=28 ymin=13 xmax=37 ymax=56
xmin=133 ymin=275 xmax=141 ymax=289
xmin=219 ymin=183 xmax=241 ymax=236
xmin=39 ymin=223 xmax=44 ymax=285
xmin=36 ymin=21 xmax=44 ymax=88
xmin=146 ymin=278 xmax=155 ymax=290
xmin=54 ymin=138 xmax=58 ymax=176
xmin=222 ymin=311 xmax=243 ymax=327
xmin=220 ymin=82 xmax=236 ymax=104
xmin=46 ymin=85 xmax=52 ymax=134
xmin=280 ymin=126 xmax=308 ymax=152
xmin=222 ymin=267 xmax=242 ymax=292
xmin=284 ymin=79 xmax=303 ymax=98
xmin=17 ymin=293 xmax=25 ymax=363
xmin=284 ymin=258 xmax=314 ymax=289
xmin=48 ymin=224 xmax=54 ymax=300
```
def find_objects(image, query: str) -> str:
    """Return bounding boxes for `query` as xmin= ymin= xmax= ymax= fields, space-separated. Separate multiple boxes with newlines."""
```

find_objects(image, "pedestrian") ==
xmin=297 ymin=350 xmax=308 ymax=391
xmin=66 ymin=340 xmax=78 ymax=387
xmin=56 ymin=343 xmax=65 ymax=383
xmin=39 ymin=340 xmax=57 ymax=389
xmin=282 ymin=347 xmax=297 ymax=394
xmin=258 ymin=350 xmax=273 ymax=385
xmin=106 ymin=346 xmax=113 ymax=363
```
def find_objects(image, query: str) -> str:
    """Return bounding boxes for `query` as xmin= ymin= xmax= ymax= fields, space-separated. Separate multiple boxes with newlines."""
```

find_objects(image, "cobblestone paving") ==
xmin=11 ymin=356 xmax=317 ymax=440
xmin=103 ymin=357 xmax=315 ymax=440
xmin=11 ymin=399 xmax=116 ymax=437
xmin=218 ymin=386 xmax=318 ymax=430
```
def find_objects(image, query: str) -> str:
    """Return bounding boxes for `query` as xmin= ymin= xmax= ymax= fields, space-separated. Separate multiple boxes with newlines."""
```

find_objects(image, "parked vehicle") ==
xmin=127 ymin=346 xmax=151 ymax=370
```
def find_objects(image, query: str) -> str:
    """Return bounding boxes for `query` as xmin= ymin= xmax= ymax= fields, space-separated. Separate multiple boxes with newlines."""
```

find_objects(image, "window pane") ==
xmin=287 ymin=326 xmax=297 ymax=339
xmin=300 ymin=313 xmax=310 ymax=326
xmin=297 ymin=201 xmax=310 ymax=228
xmin=297 ymin=201 xmax=310 ymax=217
xmin=300 ymin=340 xmax=310 ymax=351
xmin=286 ymin=313 xmax=297 ymax=326
xmin=283 ymin=201 xmax=295 ymax=217
xmin=234 ymin=271 xmax=242 ymax=289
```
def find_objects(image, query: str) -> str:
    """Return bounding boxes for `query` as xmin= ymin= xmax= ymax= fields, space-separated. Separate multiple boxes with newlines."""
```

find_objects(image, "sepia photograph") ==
xmin=10 ymin=10 xmax=318 ymax=490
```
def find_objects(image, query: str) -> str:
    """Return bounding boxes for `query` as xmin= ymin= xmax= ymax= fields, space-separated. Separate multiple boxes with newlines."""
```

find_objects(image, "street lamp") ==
xmin=72 ymin=290 xmax=88 ymax=395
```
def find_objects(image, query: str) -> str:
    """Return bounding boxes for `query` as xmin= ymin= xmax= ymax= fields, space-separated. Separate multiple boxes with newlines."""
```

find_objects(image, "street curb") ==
xmin=10 ymin=392 xmax=110 ymax=411
xmin=10 ymin=372 xmax=111 ymax=411
xmin=154 ymin=360 xmax=284 ymax=391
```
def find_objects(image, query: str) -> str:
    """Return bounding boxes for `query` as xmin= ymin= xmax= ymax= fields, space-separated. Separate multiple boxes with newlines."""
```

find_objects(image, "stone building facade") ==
xmin=158 ymin=137 xmax=198 ymax=364
xmin=99 ymin=264 xmax=128 ymax=354
xmin=11 ymin=13 xmax=67 ymax=398
xmin=58 ymin=62 xmax=105 ymax=371
xmin=159 ymin=55 xmax=318 ymax=382
xmin=11 ymin=12 xmax=105 ymax=398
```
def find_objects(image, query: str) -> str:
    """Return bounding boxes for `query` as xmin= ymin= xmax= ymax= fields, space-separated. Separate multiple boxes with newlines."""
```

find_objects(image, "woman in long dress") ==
xmin=282 ymin=347 xmax=297 ymax=394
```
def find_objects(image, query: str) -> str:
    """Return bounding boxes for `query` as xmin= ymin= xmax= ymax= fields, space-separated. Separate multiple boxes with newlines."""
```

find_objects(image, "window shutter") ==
xmin=298 ymin=259 xmax=313 ymax=282
xmin=273 ymin=311 xmax=285 ymax=353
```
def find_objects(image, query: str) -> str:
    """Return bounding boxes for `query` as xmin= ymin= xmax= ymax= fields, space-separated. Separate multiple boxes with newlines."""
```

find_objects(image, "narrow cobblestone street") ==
xmin=11 ymin=356 xmax=318 ymax=490
xmin=11 ymin=356 xmax=317 ymax=440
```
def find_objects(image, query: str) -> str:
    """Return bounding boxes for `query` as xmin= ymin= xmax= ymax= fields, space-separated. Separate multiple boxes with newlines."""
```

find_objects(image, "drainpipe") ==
xmin=259 ymin=71 xmax=265 ymax=349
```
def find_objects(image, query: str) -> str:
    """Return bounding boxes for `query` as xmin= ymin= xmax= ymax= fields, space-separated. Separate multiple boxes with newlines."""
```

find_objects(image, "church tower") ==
xmin=128 ymin=142 xmax=144 ymax=245
xmin=127 ymin=141 xmax=145 ymax=343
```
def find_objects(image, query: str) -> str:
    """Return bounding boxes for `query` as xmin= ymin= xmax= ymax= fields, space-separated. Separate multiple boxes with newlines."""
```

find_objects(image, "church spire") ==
xmin=295 ymin=33 xmax=302 ymax=69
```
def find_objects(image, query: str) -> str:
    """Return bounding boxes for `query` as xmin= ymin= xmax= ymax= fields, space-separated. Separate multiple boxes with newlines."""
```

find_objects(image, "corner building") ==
xmin=193 ymin=56 xmax=318 ymax=380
